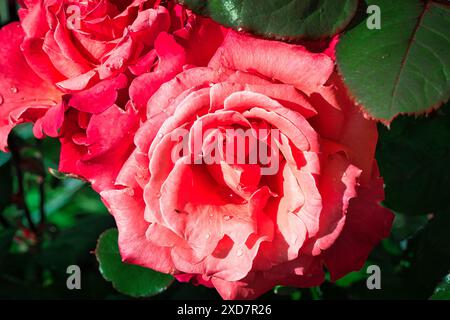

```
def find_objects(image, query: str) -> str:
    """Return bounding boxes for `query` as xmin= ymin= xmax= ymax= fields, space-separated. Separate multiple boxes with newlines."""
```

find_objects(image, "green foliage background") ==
xmin=0 ymin=0 xmax=449 ymax=300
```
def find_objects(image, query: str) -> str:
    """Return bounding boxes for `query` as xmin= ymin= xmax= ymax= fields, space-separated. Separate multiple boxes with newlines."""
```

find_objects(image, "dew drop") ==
xmin=236 ymin=249 xmax=243 ymax=257
xmin=10 ymin=87 xmax=18 ymax=94
xmin=155 ymin=192 xmax=161 ymax=199
xmin=158 ymin=132 xmax=164 ymax=138
xmin=205 ymin=233 xmax=211 ymax=239
xmin=223 ymin=215 xmax=232 ymax=221
xmin=209 ymin=213 xmax=214 ymax=218
xmin=168 ymin=98 xmax=175 ymax=104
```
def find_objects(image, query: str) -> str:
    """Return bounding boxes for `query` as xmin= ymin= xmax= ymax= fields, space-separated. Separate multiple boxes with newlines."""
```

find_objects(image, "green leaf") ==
xmin=179 ymin=0 xmax=358 ymax=40
xmin=430 ymin=274 xmax=450 ymax=300
xmin=376 ymin=103 xmax=450 ymax=214
xmin=337 ymin=0 xmax=450 ymax=122
xmin=96 ymin=229 xmax=174 ymax=298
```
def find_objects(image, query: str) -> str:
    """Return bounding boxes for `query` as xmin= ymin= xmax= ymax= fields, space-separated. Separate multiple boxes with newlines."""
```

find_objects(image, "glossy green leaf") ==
xmin=337 ymin=0 xmax=450 ymax=122
xmin=178 ymin=0 xmax=358 ymax=39
xmin=96 ymin=229 xmax=174 ymax=298
xmin=376 ymin=103 xmax=450 ymax=214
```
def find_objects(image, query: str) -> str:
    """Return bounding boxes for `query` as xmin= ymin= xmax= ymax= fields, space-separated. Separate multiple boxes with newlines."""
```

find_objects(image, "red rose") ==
xmin=0 ymin=0 xmax=225 ymax=191
xmin=101 ymin=31 xmax=394 ymax=299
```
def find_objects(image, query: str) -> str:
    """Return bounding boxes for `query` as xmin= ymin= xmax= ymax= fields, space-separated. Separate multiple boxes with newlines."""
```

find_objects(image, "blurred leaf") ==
xmin=274 ymin=286 xmax=302 ymax=300
xmin=12 ymin=123 xmax=34 ymax=141
xmin=0 ymin=216 xmax=122 ymax=299
xmin=0 ymin=0 xmax=10 ymax=26
xmin=391 ymin=212 xmax=428 ymax=241
xmin=179 ymin=0 xmax=358 ymax=40
xmin=310 ymin=287 xmax=322 ymax=300
xmin=39 ymin=215 xmax=115 ymax=271
xmin=20 ymin=157 xmax=45 ymax=176
xmin=404 ymin=211 xmax=450 ymax=298
xmin=0 ymin=228 xmax=15 ymax=264
xmin=335 ymin=263 xmax=370 ymax=287
xmin=337 ymin=0 xmax=450 ymax=121
xmin=430 ymin=274 xmax=450 ymax=300
xmin=0 ymin=152 xmax=12 ymax=213
xmin=382 ymin=238 xmax=403 ymax=256
xmin=40 ymin=138 xmax=61 ymax=169
xmin=45 ymin=181 xmax=108 ymax=229
xmin=0 ymin=152 xmax=11 ymax=167
xmin=96 ymin=229 xmax=174 ymax=298
xmin=48 ymin=168 xmax=81 ymax=181
xmin=32 ymin=178 xmax=85 ymax=219
xmin=376 ymin=103 xmax=450 ymax=214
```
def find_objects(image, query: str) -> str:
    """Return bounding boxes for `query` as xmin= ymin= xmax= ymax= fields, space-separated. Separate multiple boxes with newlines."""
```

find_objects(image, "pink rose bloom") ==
xmin=100 ymin=31 xmax=394 ymax=299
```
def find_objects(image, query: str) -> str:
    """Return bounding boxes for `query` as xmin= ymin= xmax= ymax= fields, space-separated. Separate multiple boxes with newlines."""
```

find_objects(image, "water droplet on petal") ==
xmin=236 ymin=249 xmax=243 ymax=257
xmin=0 ymin=94 xmax=4 ymax=105
xmin=155 ymin=192 xmax=161 ymax=199
xmin=205 ymin=233 xmax=210 ymax=239
xmin=10 ymin=87 xmax=18 ymax=94
xmin=209 ymin=213 xmax=214 ymax=218
xmin=223 ymin=215 xmax=232 ymax=221
xmin=158 ymin=132 xmax=164 ymax=138
xmin=168 ymin=98 xmax=175 ymax=104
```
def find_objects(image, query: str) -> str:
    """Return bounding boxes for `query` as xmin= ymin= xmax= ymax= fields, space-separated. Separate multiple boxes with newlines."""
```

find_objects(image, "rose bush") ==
xmin=0 ymin=0 xmax=224 ymax=191
xmin=100 ymin=31 xmax=394 ymax=299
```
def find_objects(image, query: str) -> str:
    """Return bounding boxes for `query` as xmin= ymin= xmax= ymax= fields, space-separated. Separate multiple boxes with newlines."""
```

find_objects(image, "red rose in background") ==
xmin=101 ymin=31 xmax=394 ymax=299
xmin=0 ymin=0 xmax=225 ymax=191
